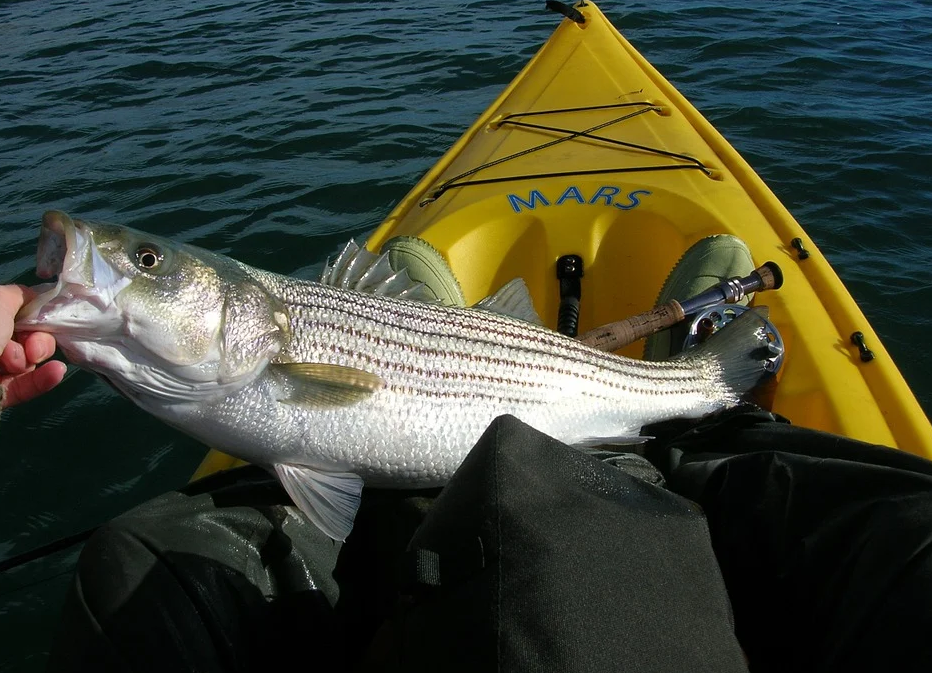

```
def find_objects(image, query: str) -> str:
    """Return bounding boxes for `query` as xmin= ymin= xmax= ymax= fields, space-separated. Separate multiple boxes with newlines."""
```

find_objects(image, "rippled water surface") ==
xmin=1 ymin=0 xmax=931 ymax=668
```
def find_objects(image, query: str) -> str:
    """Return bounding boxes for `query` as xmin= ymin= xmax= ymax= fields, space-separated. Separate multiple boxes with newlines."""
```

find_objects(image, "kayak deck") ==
xmin=364 ymin=1 xmax=932 ymax=457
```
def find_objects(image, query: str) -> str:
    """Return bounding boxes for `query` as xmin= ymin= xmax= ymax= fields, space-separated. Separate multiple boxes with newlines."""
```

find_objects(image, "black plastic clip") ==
xmin=546 ymin=1 xmax=585 ymax=23
xmin=791 ymin=238 xmax=810 ymax=260
xmin=850 ymin=331 xmax=875 ymax=362
xmin=556 ymin=255 xmax=583 ymax=337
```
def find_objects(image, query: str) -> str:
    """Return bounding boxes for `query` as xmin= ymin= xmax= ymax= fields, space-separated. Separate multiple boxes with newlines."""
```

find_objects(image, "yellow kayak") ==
xmin=194 ymin=0 xmax=932 ymax=479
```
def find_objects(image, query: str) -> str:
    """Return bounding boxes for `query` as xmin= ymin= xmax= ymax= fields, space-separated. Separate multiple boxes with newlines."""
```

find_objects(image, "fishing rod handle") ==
xmin=578 ymin=301 xmax=685 ymax=352
xmin=577 ymin=262 xmax=783 ymax=351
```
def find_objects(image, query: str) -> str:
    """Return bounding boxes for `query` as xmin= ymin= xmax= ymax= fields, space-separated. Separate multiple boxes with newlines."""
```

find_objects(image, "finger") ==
xmin=0 ymin=284 xmax=30 ymax=314
xmin=0 ymin=285 xmax=27 ymax=346
xmin=0 ymin=285 xmax=37 ymax=345
xmin=21 ymin=331 xmax=57 ymax=365
xmin=0 ymin=339 xmax=28 ymax=375
xmin=2 ymin=360 xmax=67 ymax=408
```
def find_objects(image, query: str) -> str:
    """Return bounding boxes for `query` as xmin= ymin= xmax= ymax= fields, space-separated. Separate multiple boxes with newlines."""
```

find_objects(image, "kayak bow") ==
xmin=365 ymin=1 xmax=932 ymax=456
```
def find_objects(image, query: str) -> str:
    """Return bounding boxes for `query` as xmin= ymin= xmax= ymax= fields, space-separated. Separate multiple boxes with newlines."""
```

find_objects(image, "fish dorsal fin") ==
xmin=272 ymin=362 xmax=385 ymax=407
xmin=274 ymin=463 xmax=363 ymax=541
xmin=473 ymin=278 xmax=543 ymax=325
xmin=320 ymin=239 xmax=436 ymax=303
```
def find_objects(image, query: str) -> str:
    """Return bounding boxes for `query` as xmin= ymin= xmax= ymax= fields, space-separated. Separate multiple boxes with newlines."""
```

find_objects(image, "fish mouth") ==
xmin=15 ymin=210 xmax=129 ymax=334
xmin=36 ymin=210 xmax=83 ymax=281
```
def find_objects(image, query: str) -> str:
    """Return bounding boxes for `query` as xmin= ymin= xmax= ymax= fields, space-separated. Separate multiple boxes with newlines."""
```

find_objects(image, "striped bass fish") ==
xmin=16 ymin=210 xmax=779 ymax=540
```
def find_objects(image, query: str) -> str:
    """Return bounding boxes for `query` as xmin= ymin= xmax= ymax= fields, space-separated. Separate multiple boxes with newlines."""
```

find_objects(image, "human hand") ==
xmin=1 ymin=285 xmax=67 ymax=408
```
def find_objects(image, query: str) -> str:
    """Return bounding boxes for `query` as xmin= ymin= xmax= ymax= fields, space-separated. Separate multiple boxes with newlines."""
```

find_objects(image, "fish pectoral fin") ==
xmin=472 ymin=278 xmax=543 ymax=325
xmin=274 ymin=463 xmax=363 ymax=542
xmin=571 ymin=434 xmax=653 ymax=448
xmin=272 ymin=362 xmax=385 ymax=407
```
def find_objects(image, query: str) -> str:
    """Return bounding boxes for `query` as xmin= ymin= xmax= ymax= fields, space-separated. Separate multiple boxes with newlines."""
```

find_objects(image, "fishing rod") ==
xmin=578 ymin=261 xmax=784 ymax=352
xmin=0 ymin=527 xmax=97 ymax=574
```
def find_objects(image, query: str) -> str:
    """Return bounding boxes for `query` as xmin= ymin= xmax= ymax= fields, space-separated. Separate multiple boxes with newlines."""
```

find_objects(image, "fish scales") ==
xmin=185 ymin=276 xmax=717 ymax=480
xmin=15 ymin=211 xmax=778 ymax=540
xmin=258 ymin=275 xmax=718 ymax=406
xmin=264 ymin=272 xmax=713 ymax=389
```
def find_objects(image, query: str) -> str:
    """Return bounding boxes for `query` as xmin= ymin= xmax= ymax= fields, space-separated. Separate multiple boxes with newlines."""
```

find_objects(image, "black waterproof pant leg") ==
xmin=46 ymin=411 xmax=932 ymax=672
xmin=44 ymin=468 xmax=342 ymax=673
xmin=46 ymin=417 xmax=745 ymax=673
xmin=44 ymin=464 xmax=439 ymax=673
xmin=643 ymin=408 xmax=932 ymax=673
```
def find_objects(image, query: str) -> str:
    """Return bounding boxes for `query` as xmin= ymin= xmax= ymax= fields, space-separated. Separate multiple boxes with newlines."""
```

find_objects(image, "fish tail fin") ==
xmin=674 ymin=307 xmax=781 ymax=400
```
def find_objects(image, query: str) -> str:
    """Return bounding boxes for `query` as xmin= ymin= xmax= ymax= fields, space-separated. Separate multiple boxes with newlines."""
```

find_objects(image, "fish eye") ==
xmin=135 ymin=245 xmax=163 ymax=271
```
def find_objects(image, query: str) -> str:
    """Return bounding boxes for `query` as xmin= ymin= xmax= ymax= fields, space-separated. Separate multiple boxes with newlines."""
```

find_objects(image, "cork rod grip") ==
xmin=578 ymin=301 xmax=685 ymax=352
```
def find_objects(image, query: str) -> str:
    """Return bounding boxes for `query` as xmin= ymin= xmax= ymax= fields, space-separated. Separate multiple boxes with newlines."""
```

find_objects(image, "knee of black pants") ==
xmin=46 ymin=470 xmax=341 ymax=673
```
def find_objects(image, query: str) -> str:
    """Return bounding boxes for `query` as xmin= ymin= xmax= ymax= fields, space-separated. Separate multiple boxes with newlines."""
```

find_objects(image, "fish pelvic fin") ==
xmin=473 ymin=278 xmax=543 ymax=325
xmin=272 ymin=362 xmax=385 ymax=407
xmin=673 ymin=307 xmax=781 ymax=400
xmin=274 ymin=464 xmax=363 ymax=541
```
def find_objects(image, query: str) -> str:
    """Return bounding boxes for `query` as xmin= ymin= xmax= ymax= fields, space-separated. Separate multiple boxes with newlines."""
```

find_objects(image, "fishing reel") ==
xmin=681 ymin=303 xmax=786 ymax=374
xmin=579 ymin=259 xmax=787 ymax=379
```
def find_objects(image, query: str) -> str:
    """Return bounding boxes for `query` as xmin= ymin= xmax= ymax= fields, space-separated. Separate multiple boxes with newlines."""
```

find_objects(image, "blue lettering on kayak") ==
xmin=507 ymin=186 xmax=652 ymax=213
xmin=614 ymin=189 xmax=652 ymax=210
xmin=507 ymin=190 xmax=550 ymax=213
xmin=556 ymin=186 xmax=586 ymax=205
xmin=589 ymin=186 xmax=620 ymax=205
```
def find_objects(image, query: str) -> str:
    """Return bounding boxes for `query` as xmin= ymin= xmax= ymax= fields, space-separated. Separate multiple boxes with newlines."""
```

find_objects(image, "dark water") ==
xmin=1 ymin=0 xmax=930 ymax=668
